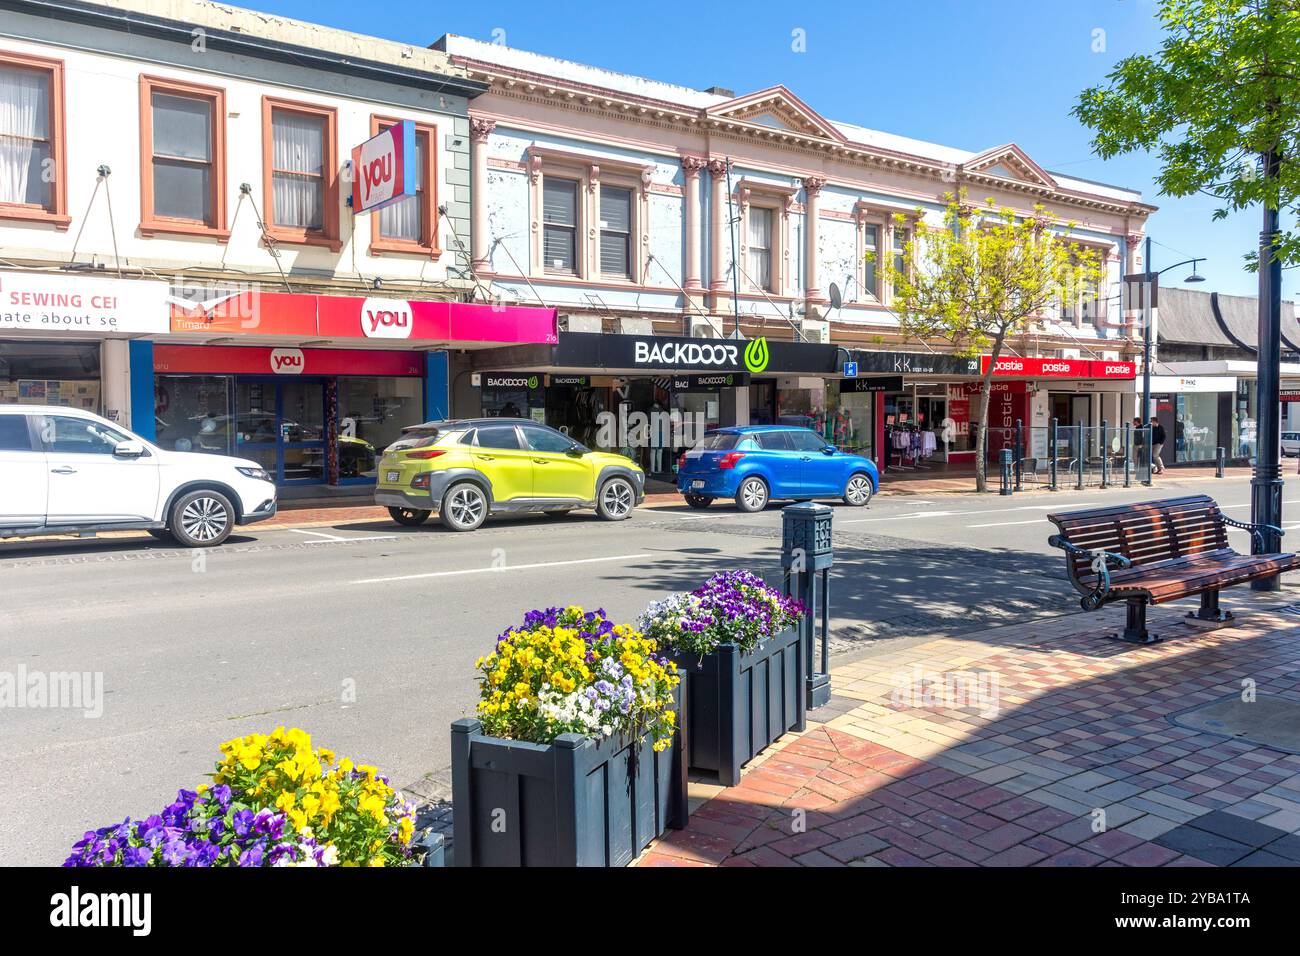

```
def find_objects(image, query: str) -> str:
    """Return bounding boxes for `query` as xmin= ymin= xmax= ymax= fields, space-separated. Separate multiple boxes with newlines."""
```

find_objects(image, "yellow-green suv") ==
xmin=374 ymin=418 xmax=645 ymax=531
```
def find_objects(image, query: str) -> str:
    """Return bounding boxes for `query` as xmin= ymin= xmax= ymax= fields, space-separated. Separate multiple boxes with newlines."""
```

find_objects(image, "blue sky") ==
xmin=269 ymin=0 xmax=1266 ymax=298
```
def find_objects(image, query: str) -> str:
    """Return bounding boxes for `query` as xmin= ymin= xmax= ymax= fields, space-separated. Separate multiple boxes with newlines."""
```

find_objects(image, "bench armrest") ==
xmin=1221 ymin=516 xmax=1285 ymax=553
xmin=1048 ymin=535 xmax=1133 ymax=610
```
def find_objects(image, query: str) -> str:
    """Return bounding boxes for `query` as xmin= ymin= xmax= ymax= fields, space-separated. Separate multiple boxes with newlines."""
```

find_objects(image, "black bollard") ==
xmin=781 ymin=503 xmax=834 ymax=711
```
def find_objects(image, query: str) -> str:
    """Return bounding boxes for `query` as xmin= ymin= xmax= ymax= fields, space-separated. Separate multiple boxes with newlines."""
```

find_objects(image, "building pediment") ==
xmin=705 ymin=86 xmax=846 ymax=143
xmin=964 ymin=144 xmax=1057 ymax=188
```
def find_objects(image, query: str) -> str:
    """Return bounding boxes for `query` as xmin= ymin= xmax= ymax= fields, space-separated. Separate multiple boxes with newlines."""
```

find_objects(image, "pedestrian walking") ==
xmin=1150 ymin=416 xmax=1167 ymax=474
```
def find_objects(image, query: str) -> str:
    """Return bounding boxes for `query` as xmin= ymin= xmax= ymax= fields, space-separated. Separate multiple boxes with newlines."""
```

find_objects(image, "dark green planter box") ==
xmin=450 ymin=681 xmax=688 ymax=866
xmin=671 ymin=627 xmax=805 ymax=786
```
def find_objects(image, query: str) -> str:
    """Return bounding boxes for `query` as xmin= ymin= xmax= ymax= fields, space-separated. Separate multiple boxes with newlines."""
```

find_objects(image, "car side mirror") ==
xmin=567 ymin=444 xmax=587 ymax=457
xmin=821 ymin=445 xmax=837 ymax=455
xmin=114 ymin=439 xmax=146 ymax=458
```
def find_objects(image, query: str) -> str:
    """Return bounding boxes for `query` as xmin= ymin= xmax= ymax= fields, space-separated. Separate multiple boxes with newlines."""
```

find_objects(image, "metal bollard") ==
xmin=1100 ymin=420 xmax=1110 ymax=488
xmin=1076 ymin=422 xmax=1085 ymax=490
xmin=1049 ymin=417 xmax=1059 ymax=491
xmin=1014 ymin=419 xmax=1024 ymax=492
xmin=781 ymin=502 xmax=833 ymax=711
xmin=1123 ymin=422 xmax=1133 ymax=488
xmin=1217 ymin=446 xmax=1226 ymax=478
xmin=1000 ymin=448 xmax=1013 ymax=496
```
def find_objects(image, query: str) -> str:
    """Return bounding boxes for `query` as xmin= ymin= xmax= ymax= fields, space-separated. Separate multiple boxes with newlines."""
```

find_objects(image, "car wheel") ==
xmin=735 ymin=477 xmax=769 ymax=513
xmin=843 ymin=473 xmax=873 ymax=507
xmin=169 ymin=489 xmax=234 ymax=547
xmin=147 ymin=528 xmax=174 ymax=542
xmin=440 ymin=482 xmax=488 ymax=532
xmin=388 ymin=507 xmax=431 ymax=527
xmin=541 ymin=509 xmax=573 ymax=518
xmin=684 ymin=494 xmax=714 ymax=510
xmin=596 ymin=477 xmax=635 ymax=521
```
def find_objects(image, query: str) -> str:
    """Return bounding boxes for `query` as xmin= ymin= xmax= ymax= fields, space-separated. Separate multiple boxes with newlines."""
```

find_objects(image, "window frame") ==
xmin=735 ymin=179 xmax=796 ymax=297
xmin=0 ymin=49 xmax=68 ymax=228
xmin=139 ymin=74 xmax=228 ymax=240
xmin=745 ymin=204 xmax=777 ymax=294
xmin=860 ymin=220 xmax=882 ymax=301
xmin=541 ymin=174 xmax=582 ymax=277
xmin=261 ymin=95 xmax=340 ymax=251
xmin=597 ymin=181 xmax=635 ymax=280
xmin=368 ymin=113 xmax=441 ymax=259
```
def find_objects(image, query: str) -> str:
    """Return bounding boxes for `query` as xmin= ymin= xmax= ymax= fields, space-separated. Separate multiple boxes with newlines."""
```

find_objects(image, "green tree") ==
xmin=875 ymin=194 xmax=1103 ymax=492
xmin=1074 ymin=0 xmax=1300 ymax=269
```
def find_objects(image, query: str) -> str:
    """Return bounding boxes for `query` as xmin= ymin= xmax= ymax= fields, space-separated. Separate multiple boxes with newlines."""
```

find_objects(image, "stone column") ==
xmin=707 ymin=159 xmax=729 ymax=299
xmin=682 ymin=157 xmax=706 ymax=291
xmin=469 ymin=117 xmax=496 ymax=274
xmin=803 ymin=176 xmax=826 ymax=310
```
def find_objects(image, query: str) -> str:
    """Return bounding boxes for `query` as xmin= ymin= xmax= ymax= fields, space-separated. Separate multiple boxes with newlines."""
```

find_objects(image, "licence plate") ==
xmin=386 ymin=470 xmax=400 ymax=483
xmin=691 ymin=480 xmax=706 ymax=490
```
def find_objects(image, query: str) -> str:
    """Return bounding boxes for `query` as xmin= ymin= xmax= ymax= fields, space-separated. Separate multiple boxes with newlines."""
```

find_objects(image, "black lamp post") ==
xmin=1139 ymin=237 xmax=1206 ymax=485
xmin=1253 ymin=144 xmax=1284 ymax=590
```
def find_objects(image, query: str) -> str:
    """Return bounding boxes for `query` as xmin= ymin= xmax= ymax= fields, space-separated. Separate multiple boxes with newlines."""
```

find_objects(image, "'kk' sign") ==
xmin=350 ymin=121 xmax=416 ymax=214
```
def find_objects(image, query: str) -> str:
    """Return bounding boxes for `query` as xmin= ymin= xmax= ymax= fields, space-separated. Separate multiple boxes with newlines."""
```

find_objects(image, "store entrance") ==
xmin=234 ymin=378 xmax=327 ymax=484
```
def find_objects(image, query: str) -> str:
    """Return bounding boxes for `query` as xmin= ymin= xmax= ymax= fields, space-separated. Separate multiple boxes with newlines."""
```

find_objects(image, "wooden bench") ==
xmin=1046 ymin=495 xmax=1298 ymax=644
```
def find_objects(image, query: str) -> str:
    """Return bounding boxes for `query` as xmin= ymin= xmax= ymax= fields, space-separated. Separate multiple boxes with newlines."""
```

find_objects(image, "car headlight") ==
xmin=237 ymin=466 xmax=273 ymax=482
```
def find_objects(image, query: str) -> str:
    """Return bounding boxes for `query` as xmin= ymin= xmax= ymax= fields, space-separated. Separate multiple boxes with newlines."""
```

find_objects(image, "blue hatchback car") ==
xmin=676 ymin=425 xmax=879 ymax=512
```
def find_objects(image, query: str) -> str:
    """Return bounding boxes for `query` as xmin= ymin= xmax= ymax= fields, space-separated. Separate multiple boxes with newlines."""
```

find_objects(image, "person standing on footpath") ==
xmin=1150 ymin=416 xmax=1167 ymax=475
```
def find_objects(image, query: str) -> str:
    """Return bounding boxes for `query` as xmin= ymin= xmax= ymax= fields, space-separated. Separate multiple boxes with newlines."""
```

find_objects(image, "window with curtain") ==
xmin=747 ymin=206 xmax=773 ymax=291
xmin=542 ymin=177 xmax=578 ymax=274
xmin=378 ymin=126 xmax=426 ymax=244
xmin=0 ymin=63 xmax=52 ymax=209
xmin=863 ymin=223 xmax=879 ymax=299
xmin=271 ymin=109 xmax=325 ymax=230
xmin=599 ymin=185 xmax=632 ymax=278
xmin=150 ymin=91 xmax=213 ymax=223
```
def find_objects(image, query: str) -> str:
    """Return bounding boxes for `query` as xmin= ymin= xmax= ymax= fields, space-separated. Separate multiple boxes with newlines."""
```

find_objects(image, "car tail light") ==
xmin=407 ymin=449 xmax=446 ymax=460
xmin=719 ymin=452 xmax=746 ymax=469
xmin=411 ymin=473 xmax=431 ymax=489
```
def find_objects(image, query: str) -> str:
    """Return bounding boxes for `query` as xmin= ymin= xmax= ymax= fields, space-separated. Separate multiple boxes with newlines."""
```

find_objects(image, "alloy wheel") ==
xmin=740 ymin=479 xmax=767 ymax=511
xmin=180 ymin=496 xmax=229 ymax=542
xmin=845 ymin=475 xmax=872 ymax=506
xmin=601 ymin=479 xmax=634 ymax=518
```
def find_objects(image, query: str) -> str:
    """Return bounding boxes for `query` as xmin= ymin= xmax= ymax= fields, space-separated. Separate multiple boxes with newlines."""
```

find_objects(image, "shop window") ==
xmin=599 ymin=185 xmax=633 ymax=278
xmin=154 ymin=375 xmax=232 ymax=454
xmin=747 ymin=206 xmax=775 ymax=292
xmin=371 ymin=117 xmax=439 ymax=257
xmin=0 ymin=50 xmax=67 ymax=226
xmin=542 ymin=177 xmax=579 ymax=274
xmin=0 ymin=341 xmax=100 ymax=408
xmin=337 ymin=376 xmax=421 ymax=477
xmin=263 ymin=98 xmax=339 ymax=249
xmin=140 ymin=77 xmax=227 ymax=238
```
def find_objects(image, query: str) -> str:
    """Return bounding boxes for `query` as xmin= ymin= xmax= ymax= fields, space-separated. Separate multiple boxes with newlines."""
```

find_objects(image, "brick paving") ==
xmin=637 ymin=598 xmax=1300 ymax=867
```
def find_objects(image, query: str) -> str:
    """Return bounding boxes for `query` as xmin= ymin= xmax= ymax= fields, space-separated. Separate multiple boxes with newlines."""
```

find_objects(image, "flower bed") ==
xmin=63 ymin=727 xmax=421 ymax=867
xmin=453 ymin=606 xmax=688 ymax=866
xmin=639 ymin=571 xmax=807 ymax=785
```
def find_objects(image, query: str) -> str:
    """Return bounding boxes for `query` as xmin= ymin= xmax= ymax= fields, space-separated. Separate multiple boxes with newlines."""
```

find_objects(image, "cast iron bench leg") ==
xmin=1111 ymin=597 xmax=1160 ymax=645
xmin=1189 ymin=588 xmax=1233 ymax=623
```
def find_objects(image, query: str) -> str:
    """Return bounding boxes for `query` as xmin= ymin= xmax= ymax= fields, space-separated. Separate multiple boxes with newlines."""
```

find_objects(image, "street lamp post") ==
xmin=1137 ymin=237 xmax=1205 ymax=486
xmin=1253 ymin=144 xmax=1284 ymax=590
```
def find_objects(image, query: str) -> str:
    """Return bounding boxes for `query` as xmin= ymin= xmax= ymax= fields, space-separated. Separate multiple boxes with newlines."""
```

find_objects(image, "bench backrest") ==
xmin=1047 ymin=495 xmax=1229 ymax=580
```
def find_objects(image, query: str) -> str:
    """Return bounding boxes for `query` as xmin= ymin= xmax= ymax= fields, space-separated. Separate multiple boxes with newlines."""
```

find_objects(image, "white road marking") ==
xmin=841 ymin=503 xmax=1100 ymax=525
xmin=351 ymin=552 xmax=652 ymax=585
xmin=968 ymin=519 xmax=1052 ymax=529
xmin=288 ymin=529 xmax=397 ymax=544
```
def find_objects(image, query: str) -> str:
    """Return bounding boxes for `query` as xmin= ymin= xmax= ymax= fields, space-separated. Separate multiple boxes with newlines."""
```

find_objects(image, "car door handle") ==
xmin=800 ymin=456 xmax=812 ymax=461
xmin=50 ymin=466 xmax=77 ymax=475
xmin=475 ymin=454 xmax=495 ymax=461
xmin=532 ymin=458 xmax=548 ymax=464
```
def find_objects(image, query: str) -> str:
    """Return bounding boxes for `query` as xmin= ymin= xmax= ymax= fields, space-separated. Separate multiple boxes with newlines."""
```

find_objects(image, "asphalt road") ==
xmin=1 ymin=472 xmax=1294 ymax=866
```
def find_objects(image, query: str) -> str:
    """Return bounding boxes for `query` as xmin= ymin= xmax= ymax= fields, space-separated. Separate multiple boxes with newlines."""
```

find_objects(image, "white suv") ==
xmin=0 ymin=405 xmax=276 ymax=547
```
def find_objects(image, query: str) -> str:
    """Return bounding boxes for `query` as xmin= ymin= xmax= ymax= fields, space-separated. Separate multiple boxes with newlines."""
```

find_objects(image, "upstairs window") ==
xmin=747 ymin=206 xmax=774 ymax=291
xmin=542 ymin=177 xmax=579 ymax=274
xmin=263 ymin=97 xmax=338 ymax=247
xmin=0 ymin=52 xmax=66 ymax=224
xmin=599 ymin=185 xmax=633 ymax=278
xmin=150 ymin=92 xmax=214 ymax=222
xmin=863 ymin=223 xmax=880 ymax=299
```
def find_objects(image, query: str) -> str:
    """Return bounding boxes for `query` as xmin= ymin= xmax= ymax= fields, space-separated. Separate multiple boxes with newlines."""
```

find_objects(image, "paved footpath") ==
xmin=637 ymin=594 xmax=1300 ymax=867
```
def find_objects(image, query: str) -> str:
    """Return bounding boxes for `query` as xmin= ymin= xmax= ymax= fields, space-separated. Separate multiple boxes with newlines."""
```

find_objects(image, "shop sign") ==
xmin=852 ymin=350 xmax=980 ymax=376
xmin=1144 ymin=375 xmax=1237 ymax=393
xmin=840 ymin=375 xmax=902 ymax=393
xmin=359 ymin=297 xmax=414 ymax=340
xmin=1281 ymin=391 xmax=1300 ymax=402
xmin=670 ymin=372 xmax=749 ymax=390
xmin=350 ymin=121 xmax=416 ymax=214
xmin=981 ymin=356 xmax=1138 ymax=379
xmin=958 ymin=380 xmax=1028 ymax=395
xmin=153 ymin=345 xmax=422 ymax=377
xmin=483 ymin=374 xmax=542 ymax=390
xmin=1 ymin=271 xmax=169 ymax=335
xmin=549 ymin=375 xmax=589 ymax=387
xmin=556 ymin=332 xmax=840 ymax=375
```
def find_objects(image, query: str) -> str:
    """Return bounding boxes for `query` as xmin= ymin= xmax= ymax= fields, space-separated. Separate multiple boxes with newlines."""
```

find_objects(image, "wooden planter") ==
xmin=450 ymin=681 xmax=688 ymax=867
xmin=670 ymin=627 xmax=805 ymax=786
